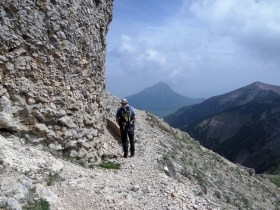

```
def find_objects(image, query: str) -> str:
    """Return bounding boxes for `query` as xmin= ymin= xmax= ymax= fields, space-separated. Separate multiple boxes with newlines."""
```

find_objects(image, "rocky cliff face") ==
xmin=0 ymin=0 xmax=113 ymax=162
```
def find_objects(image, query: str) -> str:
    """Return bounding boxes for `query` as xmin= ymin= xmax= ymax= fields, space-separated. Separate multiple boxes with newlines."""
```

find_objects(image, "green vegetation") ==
xmin=77 ymin=158 xmax=88 ymax=168
xmin=197 ymin=191 xmax=203 ymax=196
xmin=23 ymin=199 xmax=50 ymax=210
xmin=101 ymin=154 xmax=108 ymax=161
xmin=47 ymin=172 xmax=63 ymax=186
xmin=162 ymin=155 xmax=169 ymax=161
xmin=215 ymin=191 xmax=221 ymax=199
xmin=99 ymin=161 xmax=120 ymax=170
xmin=225 ymin=195 xmax=231 ymax=204
xmin=269 ymin=175 xmax=280 ymax=187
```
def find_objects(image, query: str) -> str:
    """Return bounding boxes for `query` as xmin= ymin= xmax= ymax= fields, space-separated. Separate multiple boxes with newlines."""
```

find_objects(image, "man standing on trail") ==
xmin=116 ymin=98 xmax=136 ymax=158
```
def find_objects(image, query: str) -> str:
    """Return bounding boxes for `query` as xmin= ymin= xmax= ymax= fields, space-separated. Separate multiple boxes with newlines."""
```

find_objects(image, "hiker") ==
xmin=116 ymin=98 xmax=136 ymax=158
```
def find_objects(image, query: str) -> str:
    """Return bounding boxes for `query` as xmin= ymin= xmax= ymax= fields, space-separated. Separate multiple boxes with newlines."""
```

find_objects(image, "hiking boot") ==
xmin=124 ymin=154 xmax=128 ymax=158
xmin=130 ymin=154 xmax=134 ymax=157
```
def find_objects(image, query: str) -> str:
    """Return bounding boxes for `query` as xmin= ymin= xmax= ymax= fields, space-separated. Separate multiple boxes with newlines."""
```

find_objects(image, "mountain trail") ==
xmin=49 ymin=103 xmax=212 ymax=210
xmin=1 ymin=92 xmax=279 ymax=210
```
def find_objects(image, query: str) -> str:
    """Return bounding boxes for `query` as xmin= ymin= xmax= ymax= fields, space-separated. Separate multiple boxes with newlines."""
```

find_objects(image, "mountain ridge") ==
xmin=185 ymin=97 xmax=280 ymax=174
xmin=164 ymin=81 xmax=280 ymax=129
xmin=164 ymin=81 xmax=280 ymax=174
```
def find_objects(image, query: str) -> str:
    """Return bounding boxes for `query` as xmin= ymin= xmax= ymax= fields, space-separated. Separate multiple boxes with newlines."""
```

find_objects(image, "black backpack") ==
xmin=120 ymin=106 xmax=133 ymax=129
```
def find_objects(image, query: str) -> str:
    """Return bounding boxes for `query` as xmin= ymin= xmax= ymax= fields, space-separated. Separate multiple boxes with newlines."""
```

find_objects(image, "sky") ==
xmin=105 ymin=0 xmax=280 ymax=99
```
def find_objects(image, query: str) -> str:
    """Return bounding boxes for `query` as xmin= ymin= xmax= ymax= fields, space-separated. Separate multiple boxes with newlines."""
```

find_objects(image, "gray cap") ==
xmin=121 ymin=98 xmax=128 ymax=104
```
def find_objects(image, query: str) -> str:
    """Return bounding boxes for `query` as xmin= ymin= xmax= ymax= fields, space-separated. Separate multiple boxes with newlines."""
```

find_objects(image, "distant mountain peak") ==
xmin=253 ymin=81 xmax=262 ymax=84
xmin=146 ymin=81 xmax=173 ymax=92
xmin=153 ymin=81 xmax=171 ymax=87
xmin=249 ymin=81 xmax=280 ymax=94
xmin=125 ymin=82 xmax=205 ymax=114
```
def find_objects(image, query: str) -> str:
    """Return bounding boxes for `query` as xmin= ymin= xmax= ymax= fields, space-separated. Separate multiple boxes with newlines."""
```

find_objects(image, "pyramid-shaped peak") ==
xmin=250 ymin=81 xmax=274 ymax=87
xmin=125 ymin=81 xmax=205 ymax=112
xmin=154 ymin=81 xmax=170 ymax=86
xmin=159 ymin=81 xmax=167 ymax=84
xmin=250 ymin=81 xmax=267 ymax=87
xmin=151 ymin=81 xmax=172 ymax=90
xmin=248 ymin=81 xmax=280 ymax=94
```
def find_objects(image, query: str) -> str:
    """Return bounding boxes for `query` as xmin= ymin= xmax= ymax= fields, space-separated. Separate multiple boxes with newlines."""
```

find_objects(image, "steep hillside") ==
xmin=164 ymin=81 xmax=280 ymax=129
xmin=126 ymin=81 xmax=204 ymax=117
xmin=0 ymin=92 xmax=279 ymax=210
xmin=185 ymin=98 xmax=280 ymax=174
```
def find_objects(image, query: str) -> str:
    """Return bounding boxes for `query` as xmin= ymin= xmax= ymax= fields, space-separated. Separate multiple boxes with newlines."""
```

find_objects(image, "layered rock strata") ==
xmin=0 ymin=0 xmax=113 ymax=162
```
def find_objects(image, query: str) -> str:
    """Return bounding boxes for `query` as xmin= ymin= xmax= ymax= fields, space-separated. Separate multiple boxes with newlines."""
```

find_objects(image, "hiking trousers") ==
xmin=120 ymin=127 xmax=135 ymax=156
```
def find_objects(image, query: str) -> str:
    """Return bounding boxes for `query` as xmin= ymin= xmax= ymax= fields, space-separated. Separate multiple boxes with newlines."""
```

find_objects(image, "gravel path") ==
xmin=50 ymin=109 xmax=212 ymax=210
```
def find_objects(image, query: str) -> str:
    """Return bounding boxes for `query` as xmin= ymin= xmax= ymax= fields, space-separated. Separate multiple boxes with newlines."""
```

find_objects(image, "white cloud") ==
xmin=119 ymin=35 xmax=138 ymax=53
xmin=188 ymin=0 xmax=280 ymax=63
xmin=106 ymin=0 xmax=280 ymax=98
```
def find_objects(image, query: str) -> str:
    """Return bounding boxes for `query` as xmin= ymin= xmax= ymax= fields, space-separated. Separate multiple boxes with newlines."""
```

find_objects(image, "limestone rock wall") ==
xmin=0 ymin=0 xmax=113 ymax=162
